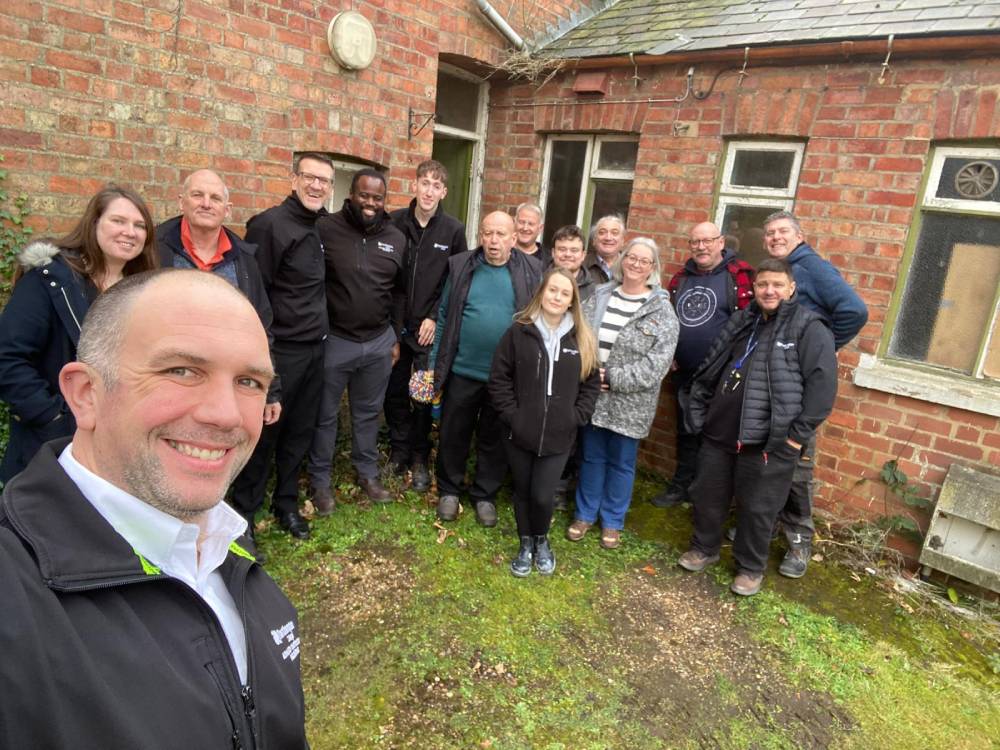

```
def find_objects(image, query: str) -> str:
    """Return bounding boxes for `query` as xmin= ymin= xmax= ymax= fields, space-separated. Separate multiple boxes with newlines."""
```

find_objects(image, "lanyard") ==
xmin=733 ymin=316 xmax=761 ymax=371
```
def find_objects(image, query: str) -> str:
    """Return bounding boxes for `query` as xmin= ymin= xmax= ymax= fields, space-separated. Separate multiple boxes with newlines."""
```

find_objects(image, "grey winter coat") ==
xmin=583 ymin=282 xmax=679 ymax=439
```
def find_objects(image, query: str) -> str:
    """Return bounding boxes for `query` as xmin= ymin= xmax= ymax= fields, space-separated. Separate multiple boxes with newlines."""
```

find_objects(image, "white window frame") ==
xmin=433 ymin=64 xmax=489 ymax=247
xmin=854 ymin=144 xmax=1000 ymax=416
xmin=713 ymin=139 xmax=804 ymax=229
xmin=539 ymin=134 xmax=637 ymax=231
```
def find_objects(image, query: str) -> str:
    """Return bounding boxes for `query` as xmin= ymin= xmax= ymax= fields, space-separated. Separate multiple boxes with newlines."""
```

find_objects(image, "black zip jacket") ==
xmin=684 ymin=295 xmax=838 ymax=452
xmin=0 ymin=441 xmax=307 ymax=750
xmin=245 ymin=192 xmax=328 ymax=343
xmin=318 ymin=200 xmax=406 ymax=342
xmin=390 ymin=199 xmax=468 ymax=330
xmin=488 ymin=321 xmax=601 ymax=456
xmin=157 ymin=216 xmax=281 ymax=403
xmin=433 ymin=248 xmax=542 ymax=390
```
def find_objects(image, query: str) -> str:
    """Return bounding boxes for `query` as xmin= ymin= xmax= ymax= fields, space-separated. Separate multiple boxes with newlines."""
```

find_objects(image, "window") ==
xmin=886 ymin=146 xmax=1000 ymax=381
xmin=539 ymin=135 xmax=638 ymax=248
xmin=713 ymin=139 xmax=805 ymax=266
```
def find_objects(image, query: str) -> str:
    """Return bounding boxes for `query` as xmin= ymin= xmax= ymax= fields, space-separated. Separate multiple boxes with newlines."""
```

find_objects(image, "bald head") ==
xmin=480 ymin=211 xmax=516 ymax=266
xmin=688 ymin=221 xmax=725 ymax=271
xmin=179 ymin=169 xmax=231 ymax=233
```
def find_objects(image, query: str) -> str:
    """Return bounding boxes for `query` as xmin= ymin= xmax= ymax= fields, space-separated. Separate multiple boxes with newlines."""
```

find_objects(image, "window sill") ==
xmin=853 ymin=354 xmax=1000 ymax=418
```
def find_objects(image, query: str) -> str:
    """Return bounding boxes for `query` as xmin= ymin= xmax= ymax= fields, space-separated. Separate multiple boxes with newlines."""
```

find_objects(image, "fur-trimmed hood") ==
xmin=17 ymin=241 xmax=61 ymax=270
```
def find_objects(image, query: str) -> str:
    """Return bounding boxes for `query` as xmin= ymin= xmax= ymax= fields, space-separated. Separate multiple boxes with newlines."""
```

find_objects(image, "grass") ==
xmin=259 ymin=465 xmax=1000 ymax=749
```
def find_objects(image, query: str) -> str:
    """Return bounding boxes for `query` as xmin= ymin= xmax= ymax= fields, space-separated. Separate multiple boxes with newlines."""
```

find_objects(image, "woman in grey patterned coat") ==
xmin=567 ymin=237 xmax=679 ymax=549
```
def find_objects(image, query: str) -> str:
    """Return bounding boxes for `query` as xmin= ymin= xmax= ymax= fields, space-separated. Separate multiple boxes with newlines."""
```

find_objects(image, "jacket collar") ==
xmin=283 ymin=192 xmax=326 ymax=224
xmin=157 ymin=215 xmax=256 ymax=258
xmin=341 ymin=198 xmax=390 ymax=235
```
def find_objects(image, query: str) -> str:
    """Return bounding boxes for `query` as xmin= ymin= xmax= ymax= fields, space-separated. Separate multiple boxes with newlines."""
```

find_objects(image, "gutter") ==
xmin=557 ymin=33 xmax=1000 ymax=70
xmin=474 ymin=0 xmax=525 ymax=51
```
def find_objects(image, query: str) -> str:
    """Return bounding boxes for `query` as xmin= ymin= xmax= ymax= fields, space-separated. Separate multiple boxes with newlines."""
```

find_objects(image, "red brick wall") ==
xmin=0 ymin=0 xmax=598 ymax=233
xmin=483 ymin=56 xmax=1000 ymax=528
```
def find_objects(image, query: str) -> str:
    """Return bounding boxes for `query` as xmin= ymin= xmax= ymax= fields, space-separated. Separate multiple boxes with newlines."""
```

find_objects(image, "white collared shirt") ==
xmin=59 ymin=444 xmax=250 ymax=684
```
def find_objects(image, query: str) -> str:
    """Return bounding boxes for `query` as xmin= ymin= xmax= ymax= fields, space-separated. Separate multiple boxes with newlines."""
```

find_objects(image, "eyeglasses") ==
xmin=688 ymin=236 xmax=722 ymax=248
xmin=623 ymin=254 xmax=653 ymax=269
xmin=296 ymin=172 xmax=333 ymax=188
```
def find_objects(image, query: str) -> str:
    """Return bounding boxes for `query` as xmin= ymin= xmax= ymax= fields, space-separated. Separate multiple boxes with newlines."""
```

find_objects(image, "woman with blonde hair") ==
xmin=0 ymin=185 xmax=158 ymax=482
xmin=489 ymin=267 xmax=601 ymax=576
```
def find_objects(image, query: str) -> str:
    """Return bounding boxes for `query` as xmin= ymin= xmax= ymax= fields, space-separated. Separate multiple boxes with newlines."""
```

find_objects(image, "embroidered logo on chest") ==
xmin=775 ymin=341 xmax=796 ymax=350
xmin=377 ymin=242 xmax=395 ymax=254
xmin=433 ymin=243 xmax=449 ymax=252
xmin=271 ymin=620 xmax=301 ymax=662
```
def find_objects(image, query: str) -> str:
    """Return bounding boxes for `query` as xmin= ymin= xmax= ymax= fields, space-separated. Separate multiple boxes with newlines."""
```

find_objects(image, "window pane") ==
xmin=590 ymin=180 xmax=631 ymax=229
xmin=935 ymin=157 xmax=1000 ymax=202
xmin=597 ymin=140 xmax=638 ymax=172
xmin=435 ymin=72 xmax=480 ymax=132
xmin=891 ymin=213 xmax=1000 ymax=375
xmin=731 ymin=149 xmax=795 ymax=190
xmin=720 ymin=203 xmax=778 ymax=267
xmin=542 ymin=140 xmax=588 ymax=248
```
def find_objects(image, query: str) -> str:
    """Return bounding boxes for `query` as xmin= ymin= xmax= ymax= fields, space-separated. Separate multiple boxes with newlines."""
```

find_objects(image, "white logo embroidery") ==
xmin=271 ymin=620 xmax=301 ymax=662
xmin=377 ymin=242 xmax=395 ymax=253
xmin=433 ymin=243 xmax=449 ymax=252
xmin=562 ymin=347 xmax=579 ymax=355
xmin=775 ymin=341 xmax=796 ymax=350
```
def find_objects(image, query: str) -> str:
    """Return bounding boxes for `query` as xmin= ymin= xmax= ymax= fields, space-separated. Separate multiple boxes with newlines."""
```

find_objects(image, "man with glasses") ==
xmin=650 ymin=222 xmax=754 ymax=509
xmin=230 ymin=153 xmax=335 ymax=549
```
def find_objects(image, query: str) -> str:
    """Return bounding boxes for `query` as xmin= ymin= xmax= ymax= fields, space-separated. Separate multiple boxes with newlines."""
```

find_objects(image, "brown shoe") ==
xmin=730 ymin=572 xmax=764 ymax=597
xmin=677 ymin=549 xmax=720 ymax=572
xmin=566 ymin=520 xmax=591 ymax=542
xmin=358 ymin=476 xmax=393 ymax=504
xmin=600 ymin=528 xmax=621 ymax=549
xmin=312 ymin=484 xmax=335 ymax=516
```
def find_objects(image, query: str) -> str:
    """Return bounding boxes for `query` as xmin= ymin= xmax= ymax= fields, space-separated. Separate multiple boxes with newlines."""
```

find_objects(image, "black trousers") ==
xmin=435 ymin=373 xmax=506 ymax=503
xmin=231 ymin=339 xmax=325 ymax=519
xmin=689 ymin=440 xmax=798 ymax=574
xmin=778 ymin=432 xmax=817 ymax=547
xmin=383 ymin=333 xmax=433 ymax=466
xmin=504 ymin=439 xmax=570 ymax=537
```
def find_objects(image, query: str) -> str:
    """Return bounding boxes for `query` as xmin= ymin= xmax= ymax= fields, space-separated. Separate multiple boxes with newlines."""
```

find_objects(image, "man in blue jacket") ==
xmin=762 ymin=210 xmax=868 ymax=579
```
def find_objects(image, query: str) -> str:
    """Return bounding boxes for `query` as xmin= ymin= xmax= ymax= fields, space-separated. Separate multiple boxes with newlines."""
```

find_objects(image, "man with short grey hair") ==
xmin=0 ymin=269 xmax=308 ymax=748
xmin=514 ymin=202 xmax=548 ymax=266
xmin=585 ymin=214 xmax=626 ymax=284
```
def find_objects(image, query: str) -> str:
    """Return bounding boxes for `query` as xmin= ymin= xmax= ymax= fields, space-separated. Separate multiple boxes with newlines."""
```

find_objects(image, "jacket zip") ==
xmin=59 ymin=287 xmax=83 ymax=332
xmin=205 ymin=660 xmax=246 ymax=750
xmin=535 ymin=346 xmax=550 ymax=457
xmin=407 ymin=227 xmax=427 ymax=324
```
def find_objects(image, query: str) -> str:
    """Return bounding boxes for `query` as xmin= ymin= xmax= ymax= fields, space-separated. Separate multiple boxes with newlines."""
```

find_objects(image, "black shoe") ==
xmin=411 ymin=462 xmax=431 ymax=492
xmin=552 ymin=488 xmax=567 ymax=511
xmin=475 ymin=501 xmax=498 ymax=527
xmin=278 ymin=510 xmax=310 ymax=540
xmin=510 ymin=536 xmax=534 ymax=577
xmin=312 ymin=484 xmax=335 ymax=517
xmin=650 ymin=485 xmax=687 ymax=508
xmin=533 ymin=535 xmax=556 ymax=575
xmin=778 ymin=546 xmax=810 ymax=578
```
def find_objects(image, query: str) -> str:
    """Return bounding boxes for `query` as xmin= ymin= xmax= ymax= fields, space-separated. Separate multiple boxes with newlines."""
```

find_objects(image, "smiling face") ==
xmin=95 ymin=197 xmax=148 ymax=269
xmin=594 ymin=218 xmax=625 ymax=262
xmin=540 ymin=272 xmax=574 ymax=320
xmin=514 ymin=207 xmax=542 ymax=250
xmin=292 ymin=157 xmax=334 ymax=212
xmin=764 ymin=217 xmax=804 ymax=259
xmin=688 ymin=221 xmax=724 ymax=272
xmin=621 ymin=243 xmax=655 ymax=288
xmin=75 ymin=276 xmax=273 ymax=520
xmin=350 ymin=174 xmax=386 ymax=226
xmin=753 ymin=269 xmax=796 ymax=314
xmin=552 ymin=236 xmax=585 ymax=273
xmin=480 ymin=212 xmax=515 ymax=266
xmin=414 ymin=171 xmax=447 ymax=215
xmin=179 ymin=170 xmax=231 ymax=232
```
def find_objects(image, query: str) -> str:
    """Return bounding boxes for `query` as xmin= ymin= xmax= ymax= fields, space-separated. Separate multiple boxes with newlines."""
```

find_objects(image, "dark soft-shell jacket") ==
xmin=0 ymin=243 xmax=88 ymax=483
xmin=245 ymin=193 xmax=328 ymax=343
xmin=685 ymin=296 xmax=838 ymax=452
xmin=390 ymin=199 xmax=468 ymax=330
xmin=432 ymin=248 xmax=542 ymax=390
xmin=318 ymin=201 xmax=406 ymax=342
xmin=787 ymin=242 xmax=868 ymax=350
xmin=157 ymin=215 xmax=281 ymax=403
xmin=0 ymin=441 xmax=308 ymax=750
xmin=488 ymin=321 xmax=601 ymax=456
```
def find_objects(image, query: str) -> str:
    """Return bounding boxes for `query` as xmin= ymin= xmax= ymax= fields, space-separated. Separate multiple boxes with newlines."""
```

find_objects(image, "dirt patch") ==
xmin=598 ymin=567 xmax=853 ymax=748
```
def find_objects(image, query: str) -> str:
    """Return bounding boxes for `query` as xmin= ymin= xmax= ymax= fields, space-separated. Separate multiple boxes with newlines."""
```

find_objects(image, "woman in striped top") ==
xmin=568 ymin=237 xmax=679 ymax=549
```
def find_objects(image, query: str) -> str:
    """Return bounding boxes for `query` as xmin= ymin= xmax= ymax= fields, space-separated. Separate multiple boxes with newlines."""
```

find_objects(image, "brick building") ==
xmin=1 ymin=0 xmax=999 ymax=547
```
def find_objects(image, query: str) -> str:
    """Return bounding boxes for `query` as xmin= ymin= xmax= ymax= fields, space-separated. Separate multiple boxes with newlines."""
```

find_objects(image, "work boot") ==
xmin=730 ymin=571 xmax=764 ymax=597
xmin=411 ymin=462 xmax=431 ymax=492
xmin=510 ymin=536 xmax=534 ymax=577
xmin=677 ymin=549 xmax=720 ymax=572
xmin=475 ymin=501 xmax=498 ymax=527
xmin=778 ymin=546 xmax=810 ymax=579
xmin=533 ymin=535 xmax=556 ymax=575
xmin=312 ymin=484 xmax=335 ymax=517
xmin=650 ymin=485 xmax=687 ymax=508
xmin=437 ymin=494 xmax=460 ymax=521
xmin=358 ymin=477 xmax=393 ymax=504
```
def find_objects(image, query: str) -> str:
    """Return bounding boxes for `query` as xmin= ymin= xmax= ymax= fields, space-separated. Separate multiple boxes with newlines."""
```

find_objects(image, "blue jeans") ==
xmin=574 ymin=424 xmax=640 ymax=530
